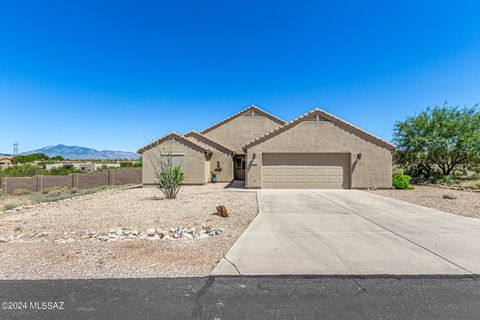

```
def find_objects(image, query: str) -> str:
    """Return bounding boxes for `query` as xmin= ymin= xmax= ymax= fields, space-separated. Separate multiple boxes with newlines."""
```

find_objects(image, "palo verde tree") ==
xmin=393 ymin=103 xmax=480 ymax=176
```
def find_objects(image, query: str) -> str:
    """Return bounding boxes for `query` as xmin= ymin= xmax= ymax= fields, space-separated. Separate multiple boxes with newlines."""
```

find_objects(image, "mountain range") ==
xmin=21 ymin=144 xmax=139 ymax=160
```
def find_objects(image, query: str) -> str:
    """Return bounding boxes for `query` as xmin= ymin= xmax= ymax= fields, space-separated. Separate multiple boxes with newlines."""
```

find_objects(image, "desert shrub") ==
xmin=0 ymin=164 xmax=47 ymax=178
xmin=120 ymin=162 xmax=133 ymax=168
xmin=146 ymin=149 xmax=185 ymax=199
xmin=3 ymin=204 xmax=19 ymax=211
xmin=404 ymin=164 xmax=442 ymax=183
xmin=47 ymin=167 xmax=83 ymax=176
xmin=42 ymin=186 xmax=70 ymax=195
xmin=12 ymin=188 xmax=32 ymax=196
xmin=392 ymin=172 xmax=413 ymax=190
xmin=433 ymin=174 xmax=458 ymax=185
xmin=134 ymin=156 xmax=142 ymax=167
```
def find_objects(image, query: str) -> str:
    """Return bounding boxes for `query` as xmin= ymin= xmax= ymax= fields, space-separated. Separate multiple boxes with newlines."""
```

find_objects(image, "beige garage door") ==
xmin=262 ymin=153 xmax=350 ymax=189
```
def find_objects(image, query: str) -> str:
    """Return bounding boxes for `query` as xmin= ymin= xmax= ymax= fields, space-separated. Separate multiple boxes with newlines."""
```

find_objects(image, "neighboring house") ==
xmin=45 ymin=162 xmax=121 ymax=171
xmin=138 ymin=105 xmax=395 ymax=189
xmin=0 ymin=156 xmax=14 ymax=169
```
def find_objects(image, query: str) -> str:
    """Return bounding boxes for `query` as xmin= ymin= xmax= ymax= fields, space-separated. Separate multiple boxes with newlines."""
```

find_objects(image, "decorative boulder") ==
xmin=216 ymin=205 xmax=229 ymax=217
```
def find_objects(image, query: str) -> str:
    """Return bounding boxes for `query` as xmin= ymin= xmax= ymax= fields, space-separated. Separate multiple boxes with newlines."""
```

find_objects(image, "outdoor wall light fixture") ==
xmin=252 ymin=153 xmax=256 ymax=159
xmin=357 ymin=153 xmax=362 ymax=160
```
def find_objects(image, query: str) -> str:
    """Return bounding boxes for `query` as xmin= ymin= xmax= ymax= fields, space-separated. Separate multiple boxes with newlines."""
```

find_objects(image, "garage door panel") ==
xmin=262 ymin=153 xmax=350 ymax=189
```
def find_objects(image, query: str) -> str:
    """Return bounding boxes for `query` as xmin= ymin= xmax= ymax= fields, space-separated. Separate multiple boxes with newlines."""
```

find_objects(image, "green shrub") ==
xmin=3 ymin=204 xmax=19 ymax=211
xmin=46 ymin=167 xmax=82 ymax=176
xmin=120 ymin=162 xmax=133 ymax=168
xmin=134 ymin=156 xmax=142 ymax=167
xmin=405 ymin=164 xmax=442 ymax=183
xmin=433 ymin=174 xmax=458 ymax=185
xmin=392 ymin=172 xmax=414 ymax=190
xmin=12 ymin=188 xmax=32 ymax=196
xmin=0 ymin=164 xmax=47 ymax=179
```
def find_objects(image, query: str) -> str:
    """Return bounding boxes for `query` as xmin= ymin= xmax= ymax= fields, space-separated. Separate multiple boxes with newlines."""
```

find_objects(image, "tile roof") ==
xmin=137 ymin=132 xmax=213 ymax=154
xmin=243 ymin=108 xmax=396 ymax=151
xmin=200 ymin=105 xmax=286 ymax=134
xmin=185 ymin=130 xmax=235 ymax=155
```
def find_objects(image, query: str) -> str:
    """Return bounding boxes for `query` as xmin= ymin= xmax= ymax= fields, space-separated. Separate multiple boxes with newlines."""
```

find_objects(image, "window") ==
xmin=162 ymin=155 xmax=186 ymax=172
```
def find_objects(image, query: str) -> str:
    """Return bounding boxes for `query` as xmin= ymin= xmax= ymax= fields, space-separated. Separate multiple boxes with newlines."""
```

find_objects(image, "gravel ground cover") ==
xmin=369 ymin=185 xmax=480 ymax=219
xmin=0 ymin=184 xmax=258 ymax=279
xmin=0 ymin=185 xmax=129 ymax=212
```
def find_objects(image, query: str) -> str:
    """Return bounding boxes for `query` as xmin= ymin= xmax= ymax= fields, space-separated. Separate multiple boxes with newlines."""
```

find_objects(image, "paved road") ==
xmin=0 ymin=276 xmax=479 ymax=319
xmin=214 ymin=190 xmax=480 ymax=275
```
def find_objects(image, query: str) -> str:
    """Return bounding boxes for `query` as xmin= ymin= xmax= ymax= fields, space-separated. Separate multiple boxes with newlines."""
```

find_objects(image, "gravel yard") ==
xmin=0 ymin=184 xmax=258 ymax=279
xmin=369 ymin=185 xmax=480 ymax=219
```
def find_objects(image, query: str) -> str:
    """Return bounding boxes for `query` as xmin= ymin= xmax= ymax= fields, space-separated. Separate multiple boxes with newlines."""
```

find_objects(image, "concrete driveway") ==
xmin=213 ymin=190 xmax=480 ymax=275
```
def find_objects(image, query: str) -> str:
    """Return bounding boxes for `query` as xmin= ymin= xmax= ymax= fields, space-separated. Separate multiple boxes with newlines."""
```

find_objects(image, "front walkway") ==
xmin=213 ymin=189 xmax=480 ymax=275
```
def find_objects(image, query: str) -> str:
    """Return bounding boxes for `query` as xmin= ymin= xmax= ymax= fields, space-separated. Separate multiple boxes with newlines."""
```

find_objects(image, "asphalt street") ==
xmin=0 ymin=276 xmax=479 ymax=319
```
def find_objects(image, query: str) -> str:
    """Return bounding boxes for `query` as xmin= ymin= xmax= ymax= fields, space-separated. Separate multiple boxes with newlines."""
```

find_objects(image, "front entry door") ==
xmin=234 ymin=156 xmax=246 ymax=180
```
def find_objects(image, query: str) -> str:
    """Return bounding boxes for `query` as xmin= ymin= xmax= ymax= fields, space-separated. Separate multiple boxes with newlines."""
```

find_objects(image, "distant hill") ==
xmin=22 ymin=144 xmax=139 ymax=160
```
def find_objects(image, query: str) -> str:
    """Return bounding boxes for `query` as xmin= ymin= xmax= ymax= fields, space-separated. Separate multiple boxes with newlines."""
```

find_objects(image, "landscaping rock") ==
xmin=171 ymin=227 xmax=183 ymax=238
xmin=146 ymin=228 xmax=157 ymax=236
xmin=216 ymin=205 xmax=229 ymax=217
xmin=34 ymin=231 xmax=50 ymax=238
xmin=148 ymin=234 xmax=160 ymax=240
xmin=442 ymin=194 xmax=457 ymax=200
xmin=159 ymin=230 xmax=169 ymax=238
xmin=187 ymin=227 xmax=196 ymax=234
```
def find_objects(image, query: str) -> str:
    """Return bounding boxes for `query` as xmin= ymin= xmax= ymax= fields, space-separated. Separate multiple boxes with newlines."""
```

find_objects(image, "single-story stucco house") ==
xmin=138 ymin=105 xmax=395 ymax=189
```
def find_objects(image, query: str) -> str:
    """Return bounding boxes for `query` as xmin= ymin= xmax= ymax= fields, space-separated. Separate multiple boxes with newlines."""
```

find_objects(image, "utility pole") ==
xmin=13 ymin=142 xmax=19 ymax=156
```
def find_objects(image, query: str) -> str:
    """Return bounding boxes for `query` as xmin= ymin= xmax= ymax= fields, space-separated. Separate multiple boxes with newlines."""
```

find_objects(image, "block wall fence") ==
xmin=1 ymin=168 xmax=142 ymax=196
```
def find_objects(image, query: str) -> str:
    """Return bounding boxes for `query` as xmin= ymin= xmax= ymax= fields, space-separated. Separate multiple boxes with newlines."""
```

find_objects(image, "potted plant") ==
xmin=211 ymin=171 xmax=218 ymax=183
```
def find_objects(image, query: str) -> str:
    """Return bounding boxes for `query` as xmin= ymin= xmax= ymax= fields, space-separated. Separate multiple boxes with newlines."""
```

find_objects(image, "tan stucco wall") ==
xmin=209 ymin=151 xmax=234 ymax=182
xmin=142 ymin=139 xmax=208 ymax=185
xmin=245 ymin=121 xmax=392 ymax=189
xmin=203 ymin=113 xmax=283 ymax=154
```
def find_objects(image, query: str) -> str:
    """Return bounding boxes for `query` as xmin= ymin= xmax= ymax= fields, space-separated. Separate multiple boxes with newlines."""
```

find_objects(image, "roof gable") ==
xmin=137 ymin=132 xmax=213 ymax=154
xmin=185 ymin=131 xmax=235 ymax=155
xmin=243 ymin=108 xmax=396 ymax=151
xmin=200 ymin=105 xmax=286 ymax=134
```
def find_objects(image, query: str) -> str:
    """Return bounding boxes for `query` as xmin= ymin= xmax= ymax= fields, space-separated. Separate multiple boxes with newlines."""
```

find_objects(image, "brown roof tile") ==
xmin=185 ymin=130 xmax=235 ymax=155
xmin=137 ymin=132 xmax=213 ymax=154
xmin=200 ymin=105 xmax=286 ymax=134
xmin=243 ymin=108 xmax=396 ymax=151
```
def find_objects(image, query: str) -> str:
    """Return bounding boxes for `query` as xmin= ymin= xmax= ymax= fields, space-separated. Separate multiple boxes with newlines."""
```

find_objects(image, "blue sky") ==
xmin=1 ymin=1 xmax=479 ymax=154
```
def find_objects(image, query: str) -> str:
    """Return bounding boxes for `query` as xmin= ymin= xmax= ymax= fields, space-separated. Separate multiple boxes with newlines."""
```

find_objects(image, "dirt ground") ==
xmin=369 ymin=185 xmax=480 ymax=219
xmin=0 ymin=184 xmax=258 ymax=279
